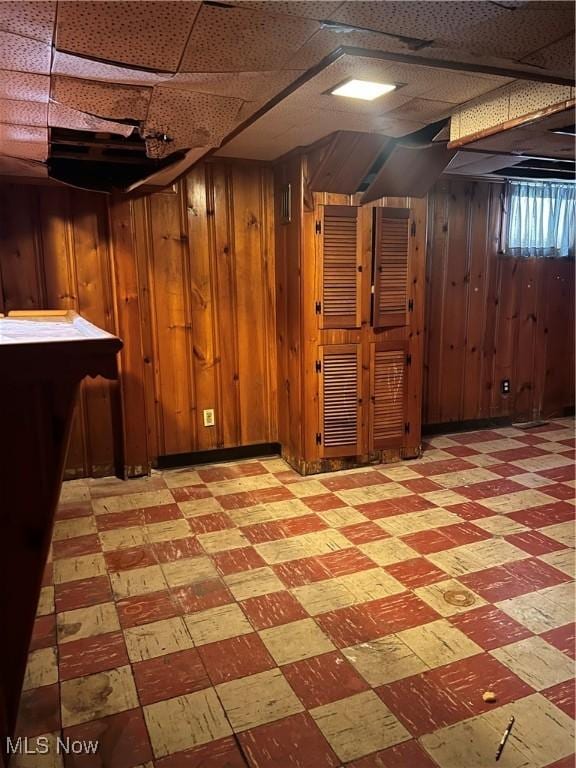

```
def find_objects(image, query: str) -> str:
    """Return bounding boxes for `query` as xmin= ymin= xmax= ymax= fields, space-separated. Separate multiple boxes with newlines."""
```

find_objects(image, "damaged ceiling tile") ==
xmin=0 ymin=30 xmax=51 ymax=74
xmin=144 ymin=86 xmax=245 ymax=154
xmin=48 ymin=103 xmax=135 ymax=137
xmin=0 ymin=99 xmax=48 ymax=127
xmin=51 ymin=75 xmax=151 ymax=122
xmin=168 ymin=70 xmax=305 ymax=103
xmin=179 ymin=5 xmax=319 ymax=72
xmin=0 ymin=1 xmax=56 ymax=43
xmin=0 ymin=70 xmax=50 ymax=102
xmin=56 ymin=1 xmax=201 ymax=73
xmin=52 ymin=51 xmax=175 ymax=87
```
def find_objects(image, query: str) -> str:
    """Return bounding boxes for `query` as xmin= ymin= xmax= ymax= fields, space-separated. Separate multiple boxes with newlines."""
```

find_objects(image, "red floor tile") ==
xmin=29 ymin=613 xmax=56 ymax=651
xmin=241 ymin=590 xmax=308 ymax=630
xmin=545 ymin=756 xmax=576 ymax=768
xmin=443 ymin=522 xmax=491 ymax=546
xmin=340 ymin=521 xmax=391 ymax=544
xmin=15 ymin=684 xmax=60 ymax=737
xmin=489 ymin=462 xmax=527 ymax=478
xmin=414 ymin=458 xmax=475 ymax=477
xmin=55 ymin=575 xmax=113 ymax=612
xmin=142 ymin=503 xmax=183 ymax=524
xmin=508 ymin=502 xmax=575 ymax=528
xmin=454 ymin=478 xmax=526 ymax=500
xmin=217 ymin=491 xmax=256 ymax=510
xmin=282 ymin=651 xmax=369 ymax=708
xmin=504 ymin=530 xmax=567 ymax=556
xmin=281 ymin=513 xmax=327 ymax=537
xmin=213 ymin=546 xmax=266 ymax=575
xmin=242 ymin=520 xmax=286 ymax=544
xmin=449 ymin=605 xmax=532 ymax=650
xmin=104 ymin=545 xmax=157 ymax=572
xmin=401 ymin=477 xmax=443 ymax=493
xmin=302 ymin=493 xmax=347 ymax=512
xmin=153 ymin=536 xmax=204 ymax=562
xmin=273 ymin=556 xmax=330 ymax=588
xmin=460 ymin=558 xmax=570 ymax=602
xmin=401 ymin=528 xmax=455 ymax=555
xmin=491 ymin=446 xmax=547 ymax=462
xmin=540 ymin=465 xmax=575 ymax=482
xmin=117 ymin=590 xmax=181 ymax=629
xmin=385 ymin=557 xmax=448 ymax=589
xmin=62 ymin=708 xmax=153 ymax=768
xmin=541 ymin=483 xmax=576 ymax=501
xmin=173 ymin=579 xmax=234 ymax=613
xmin=451 ymin=430 xmax=503 ymax=445
xmin=239 ymin=711 xmax=340 ymax=768
xmin=443 ymin=445 xmax=479 ymax=458
xmin=56 ymin=501 xmax=93 ymax=520
xmin=187 ymin=512 xmax=234 ymax=534
xmin=95 ymin=509 xmax=144 ymax=531
xmin=41 ymin=562 xmax=53 ymax=587
xmin=58 ymin=631 xmax=130 ymax=681
xmin=52 ymin=534 xmax=102 ymax=559
xmin=542 ymin=679 xmax=575 ymax=719
xmin=171 ymin=484 xmax=212 ymax=502
xmin=317 ymin=547 xmax=376 ymax=578
xmin=198 ymin=633 xmax=276 ymax=685
xmin=133 ymin=648 xmax=211 ymax=705
xmin=541 ymin=623 xmax=576 ymax=659
xmin=446 ymin=501 xmax=494 ymax=520
xmin=251 ymin=485 xmax=295 ymax=504
xmin=358 ymin=496 xmax=433 ymax=520
xmin=322 ymin=471 xmax=388 ymax=491
xmin=346 ymin=737 xmax=447 ymax=768
xmin=156 ymin=736 xmax=248 ymax=768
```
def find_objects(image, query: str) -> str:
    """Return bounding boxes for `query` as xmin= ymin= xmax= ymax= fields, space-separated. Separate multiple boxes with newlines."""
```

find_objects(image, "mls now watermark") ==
xmin=6 ymin=736 xmax=99 ymax=755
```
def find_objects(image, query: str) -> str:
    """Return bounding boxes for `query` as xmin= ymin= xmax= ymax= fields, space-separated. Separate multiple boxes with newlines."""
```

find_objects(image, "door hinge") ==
xmin=408 ymin=298 xmax=414 ymax=312
xmin=404 ymin=422 xmax=411 ymax=434
xmin=406 ymin=353 xmax=412 ymax=365
xmin=315 ymin=220 xmax=322 ymax=234
xmin=315 ymin=360 xmax=322 ymax=373
xmin=410 ymin=221 xmax=416 ymax=237
xmin=315 ymin=300 xmax=322 ymax=314
xmin=315 ymin=432 xmax=322 ymax=445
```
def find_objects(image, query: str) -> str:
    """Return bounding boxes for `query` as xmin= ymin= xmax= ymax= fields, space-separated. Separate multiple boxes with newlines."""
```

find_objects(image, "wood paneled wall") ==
xmin=0 ymin=160 xmax=277 ymax=477
xmin=424 ymin=178 xmax=575 ymax=426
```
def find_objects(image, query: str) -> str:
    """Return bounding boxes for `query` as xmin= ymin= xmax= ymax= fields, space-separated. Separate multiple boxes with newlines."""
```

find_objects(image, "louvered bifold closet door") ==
xmin=370 ymin=341 xmax=408 ymax=450
xmin=373 ymin=207 xmax=410 ymax=328
xmin=319 ymin=205 xmax=362 ymax=329
xmin=319 ymin=344 xmax=362 ymax=458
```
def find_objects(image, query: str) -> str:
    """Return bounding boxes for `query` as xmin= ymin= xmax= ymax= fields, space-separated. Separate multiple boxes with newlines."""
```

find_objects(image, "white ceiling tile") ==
xmin=168 ymin=70 xmax=304 ymax=102
xmin=0 ymin=124 xmax=48 ymax=160
xmin=48 ymin=103 xmax=135 ymax=137
xmin=52 ymin=51 xmax=174 ymax=86
xmin=520 ymin=33 xmax=575 ymax=78
xmin=56 ymin=1 xmax=201 ymax=72
xmin=0 ymin=99 xmax=47 ymax=127
xmin=0 ymin=70 xmax=50 ymax=102
xmin=52 ymin=75 xmax=152 ymax=121
xmin=231 ymin=1 xmax=345 ymax=21
xmin=0 ymin=30 xmax=51 ymax=74
xmin=0 ymin=1 xmax=56 ymax=43
xmin=180 ymin=5 xmax=319 ymax=72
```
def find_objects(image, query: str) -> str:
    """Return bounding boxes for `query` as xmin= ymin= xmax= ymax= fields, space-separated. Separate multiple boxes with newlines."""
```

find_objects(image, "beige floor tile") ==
xmin=291 ymin=568 xmax=403 ymax=615
xmin=336 ymin=484 xmax=413 ymax=506
xmin=472 ymin=438 xmax=526 ymax=453
xmin=423 ymin=437 xmax=458 ymax=448
xmin=163 ymin=468 xmax=203 ymax=488
xmin=224 ymin=566 xmax=284 ymax=600
xmin=479 ymin=490 xmax=557 ymax=514
xmin=496 ymin=587 xmax=574 ymax=633
xmin=338 ymin=568 xmax=405 ymax=603
xmin=162 ymin=556 xmax=218 ymax=588
xmin=57 ymin=602 xmax=120 ymax=644
xmin=377 ymin=465 xmax=421 ymax=481
xmin=22 ymin=647 xmax=58 ymax=691
xmin=464 ymin=453 xmax=500 ymax=468
xmin=539 ymin=548 xmax=575 ymax=578
xmin=228 ymin=498 xmax=309 ymax=526
xmin=397 ymin=619 xmax=482 ymax=669
xmin=317 ymin=506 xmax=366 ymax=527
xmin=472 ymin=515 xmax=529 ymax=536
xmin=428 ymin=539 xmax=528 ymax=577
xmin=216 ymin=668 xmax=304 ymax=732
xmin=146 ymin=519 xmax=190 ymax=544
xmin=416 ymin=449 xmax=454 ymax=463
xmin=144 ymin=688 xmax=231 ymax=758
xmin=358 ymin=538 xmax=419 ymax=567
xmin=414 ymin=579 xmax=487 ymax=617
xmin=510 ymin=473 xmax=552 ymax=488
xmin=420 ymin=713 xmax=531 ymax=768
xmin=259 ymin=618 xmax=335 ymax=664
xmin=376 ymin=508 xmax=461 ymax=537
xmin=53 ymin=553 xmax=107 ymax=584
xmin=179 ymin=497 xmax=223 ymax=517
xmin=481 ymin=693 xmax=575 ymax=768
xmin=197 ymin=528 xmax=249 ymax=554
xmin=260 ymin=457 xmax=290 ymax=473
xmin=10 ymin=733 xmax=64 ymax=768
xmin=93 ymin=489 xmax=174 ymax=515
xmin=209 ymin=475 xmax=281 ymax=497
xmin=287 ymin=479 xmax=330 ymax=498
xmin=60 ymin=665 xmax=139 ymax=727
xmin=420 ymin=490 xmax=470 ymax=507
xmin=59 ymin=480 xmax=90 ymax=503
xmin=124 ymin=617 xmax=194 ymax=662
xmin=255 ymin=529 xmax=350 ymax=565
xmin=99 ymin=526 xmax=146 ymax=552
xmin=52 ymin=516 xmax=97 ymax=541
xmin=311 ymin=690 xmax=410 ymax=762
xmin=184 ymin=603 xmax=252 ymax=646
xmin=37 ymin=586 xmax=54 ymax=617
xmin=539 ymin=521 xmax=575 ymax=548
xmin=511 ymin=454 xmax=573 ymax=473
xmin=427 ymin=468 xmax=500 ymax=489
xmin=110 ymin=564 xmax=167 ymax=599
xmin=343 ymin=635 xmax=428 ymax=686
xmin=491 ymin=636 xmax=574 ymax=690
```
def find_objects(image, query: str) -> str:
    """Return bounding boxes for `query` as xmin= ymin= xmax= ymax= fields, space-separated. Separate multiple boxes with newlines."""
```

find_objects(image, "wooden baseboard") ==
xmin=156 ymin=443 xmax=281 ymax=470
xmin=283 ymin=445 xmax=422 ymax=476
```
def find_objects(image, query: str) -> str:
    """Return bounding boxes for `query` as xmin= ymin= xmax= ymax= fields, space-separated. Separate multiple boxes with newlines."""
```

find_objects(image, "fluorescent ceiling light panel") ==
xmin=331 ymin=79 xmax=396 ymax=101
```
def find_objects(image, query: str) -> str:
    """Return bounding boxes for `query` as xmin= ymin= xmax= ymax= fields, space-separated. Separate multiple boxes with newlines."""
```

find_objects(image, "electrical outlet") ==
xmin=203 ymin=408 xmax=215 ymax=427
xmin=501 ymin=379 xmax=511 ymax=395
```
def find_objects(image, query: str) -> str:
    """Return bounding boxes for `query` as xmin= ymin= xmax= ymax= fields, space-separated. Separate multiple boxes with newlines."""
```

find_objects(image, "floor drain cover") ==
xmin=443 ymin=589 xmax=475 ymax=607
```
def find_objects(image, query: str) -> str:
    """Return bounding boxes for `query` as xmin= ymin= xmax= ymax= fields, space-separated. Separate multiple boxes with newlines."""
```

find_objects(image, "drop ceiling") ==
xmin=0 ymin=0 xmax=573 ymax=190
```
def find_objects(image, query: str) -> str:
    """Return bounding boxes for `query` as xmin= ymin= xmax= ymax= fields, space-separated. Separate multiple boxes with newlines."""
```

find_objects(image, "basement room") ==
xmin=0 ymin=1 xmax=575 ymax=767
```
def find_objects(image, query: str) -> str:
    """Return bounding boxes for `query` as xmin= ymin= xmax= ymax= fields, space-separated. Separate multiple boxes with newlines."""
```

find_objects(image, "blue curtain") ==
xmin=506 ymin=181 xmax=576 ymax=258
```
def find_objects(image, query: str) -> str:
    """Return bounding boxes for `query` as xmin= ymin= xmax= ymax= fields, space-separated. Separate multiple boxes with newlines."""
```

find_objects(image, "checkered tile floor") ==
xmin=16 ymin=419 xmax=575 ymax=768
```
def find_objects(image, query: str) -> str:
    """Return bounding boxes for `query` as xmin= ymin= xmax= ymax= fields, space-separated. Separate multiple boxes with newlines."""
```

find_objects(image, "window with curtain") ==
xmin=505 ymin=181 xmax=576 ymax=258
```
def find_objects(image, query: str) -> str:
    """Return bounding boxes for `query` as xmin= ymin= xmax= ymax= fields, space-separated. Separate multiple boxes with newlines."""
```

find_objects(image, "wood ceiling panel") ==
xmin=48 ymin=103 xmax=135 ymax=137
xmin=0 ymin=1 xmax=56 ymax=43
xmin=52 ymin=76 xmax=151 ymax=122
xmin=0 ymin=70 xmax=49 ymax=102
xmin=0 ymin=31 xmax=51 ymax=75
xmin=56 ymin=1 xmax=201 ymax=72
xmin=0 ymin=99 xmax=47 ymax=128
xmin=180 ymin=5 xmax=319 ymax=72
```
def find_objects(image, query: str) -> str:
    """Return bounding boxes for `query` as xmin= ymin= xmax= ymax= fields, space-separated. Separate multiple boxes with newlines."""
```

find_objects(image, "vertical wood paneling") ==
xmin=425 ymin=178 xmax=575 ymax=425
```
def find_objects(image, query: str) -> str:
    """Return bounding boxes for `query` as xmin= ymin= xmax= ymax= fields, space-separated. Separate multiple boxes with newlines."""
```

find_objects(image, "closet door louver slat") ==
xmin=319 ymin=205 xmax=362 ymax=329
xmin=319 ymin=344 xmax=362 ymax=457
xmin=373 ymin=207 xmax=410 ymax=328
